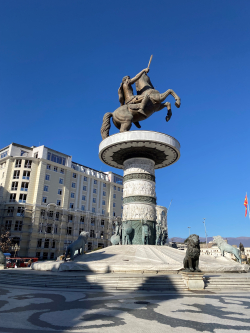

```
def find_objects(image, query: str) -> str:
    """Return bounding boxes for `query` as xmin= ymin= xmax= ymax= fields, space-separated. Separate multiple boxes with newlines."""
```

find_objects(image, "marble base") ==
xmin=32 ymin=245 xmax=250 ymax=273
xmin=181 ymin=272 xmax=205 ymax=290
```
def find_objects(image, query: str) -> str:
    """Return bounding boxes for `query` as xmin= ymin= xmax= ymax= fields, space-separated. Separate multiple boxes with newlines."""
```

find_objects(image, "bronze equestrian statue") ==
xmin=101 ymin=56 xmax=181 ymax=139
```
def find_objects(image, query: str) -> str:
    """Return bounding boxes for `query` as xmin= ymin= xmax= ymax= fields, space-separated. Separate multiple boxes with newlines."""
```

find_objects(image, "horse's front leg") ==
xmin=164 ymin=102 xmax=172 ymax=122
xmin=159 ymin=89 xmax=181 ymax=108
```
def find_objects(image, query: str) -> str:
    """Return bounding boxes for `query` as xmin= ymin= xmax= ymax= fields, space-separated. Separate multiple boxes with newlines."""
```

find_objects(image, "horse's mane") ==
xmin=135 ymin=73 xmax=154 ymax=95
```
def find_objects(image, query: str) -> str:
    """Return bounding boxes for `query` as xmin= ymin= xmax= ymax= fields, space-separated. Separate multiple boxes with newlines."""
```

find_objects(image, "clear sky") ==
xmin=0 ymin=1 xmax=250 ymax=239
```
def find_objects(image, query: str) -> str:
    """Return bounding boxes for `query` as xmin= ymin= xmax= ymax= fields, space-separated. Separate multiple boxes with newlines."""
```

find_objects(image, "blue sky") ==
xmin=0 ymin=1 xmax=250 ymax=239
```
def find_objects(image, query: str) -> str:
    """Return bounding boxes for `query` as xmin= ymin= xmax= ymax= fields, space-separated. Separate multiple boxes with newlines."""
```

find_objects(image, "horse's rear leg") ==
xmin=120 ymin=121 xmax=132 ymax=132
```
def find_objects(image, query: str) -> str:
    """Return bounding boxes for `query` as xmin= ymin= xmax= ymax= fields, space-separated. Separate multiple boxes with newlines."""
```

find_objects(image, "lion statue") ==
xmin=213 ymin=236 xmax=242 ymax=263
xmin=64 ymin=231 xmax=89 ymax=261
xmin=183 ymin=234 xmax=201 ymax=272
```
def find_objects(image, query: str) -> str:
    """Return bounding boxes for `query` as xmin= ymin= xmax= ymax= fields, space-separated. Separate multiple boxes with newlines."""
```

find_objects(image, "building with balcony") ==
xmin=0 ymin=143 xmax=123 ymax=259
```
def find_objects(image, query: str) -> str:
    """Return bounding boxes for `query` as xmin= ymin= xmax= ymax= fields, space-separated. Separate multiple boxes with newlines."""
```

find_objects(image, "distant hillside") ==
xmin=169 ymin=237 xmax=250 ymax=247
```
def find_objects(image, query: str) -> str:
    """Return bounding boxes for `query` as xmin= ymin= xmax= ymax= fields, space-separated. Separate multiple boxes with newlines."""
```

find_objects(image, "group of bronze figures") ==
xmin=110 ymin=220 xmax=168 ymax=246
xmin=100 ymin=56 xmax=181 ymax=139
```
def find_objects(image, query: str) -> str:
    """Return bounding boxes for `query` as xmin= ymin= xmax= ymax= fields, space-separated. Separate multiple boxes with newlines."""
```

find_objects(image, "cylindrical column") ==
xmin=122 ymin=157 xmax=156 ymax=245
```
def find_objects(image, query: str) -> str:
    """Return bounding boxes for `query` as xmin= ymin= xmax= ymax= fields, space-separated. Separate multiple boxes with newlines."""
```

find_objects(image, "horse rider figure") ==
xmin=118 ymin=67 xmax=150 ymax=126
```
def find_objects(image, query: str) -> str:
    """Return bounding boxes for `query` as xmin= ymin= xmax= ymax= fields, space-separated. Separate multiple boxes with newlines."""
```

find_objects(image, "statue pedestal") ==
xmin=181 ymin=272 xmax=205 ymax=290
xmin=99 ymin=130 xmax=180 ymax=245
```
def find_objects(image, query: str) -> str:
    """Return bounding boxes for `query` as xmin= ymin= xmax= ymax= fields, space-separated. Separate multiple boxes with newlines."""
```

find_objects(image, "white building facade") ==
xmin=0 ymin=143 xmax=123 ymax=259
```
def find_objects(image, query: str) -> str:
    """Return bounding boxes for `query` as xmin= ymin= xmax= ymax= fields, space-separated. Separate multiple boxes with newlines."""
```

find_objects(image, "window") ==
xmin=94 ymin=180 xmax=97 ymax=184
xmin=84 ymin=176 xmax=87 ymax=181
xmin=34 ymin=152 xmax=38 ymax=158
xmin=113 ymin=194 xmax=116 ymax=199
xmin=68 ymin=215 xmax=73 ymax=222
xmin=90 ymin=230 xmax=95 ymax=238
xmin=1 ymin=150 xmax=8 ymax=159
xmin=102 ymin=209 xmax=105 ymax=215
xmin=45 ymin=174 xmax=50 ymax=181
xmin=114 ymin=186 xmax=116 ymax=190
xmin=71 ymin=192 xmax=75 ymax=198
xmin=103 ymin=183 xmax=106 ymax=187
xmin=93 ymin=188 xmax=97 ymax=194
xmin=81 ymin=205 xmax=85 ymax=211
xmin=43 ymin=252 xmax=48 ymax=260
xmin=48 ymin=211 xmax=53 ymax=219
xmin=79 ymin=228 xmax=84 ymax=235
xmin=24 ymin=160 xmax=32 ymax=168
xmin=11 ymin=182 xmax=18 ymax=191
xmin=121 ymin=205 xmax=123 ymax=210
xmin=59 ymin=178 xmax=63 ymax=184
xmin=50 ymin=253 xmax=55 ymax=260
xmin=13 ymin=170 xmax=20 ymax=179
xmin=40 ymin=209 xmax=45 ymax=218
xmin=118 ymin=187 xmax=120 ymax=191
xmin=93 ymin=198 xmax=96 ymax=203
xmin=113 ymin=212 xmax=116 ymax=216
xmin=37 ymin=239 xmax=42 ymax=248
xmin=60 ymin=168 xmax=64 ymax=174
xmin=57 ymin=199 xmax=61 ymax=206
xmin=7 ymin=207 xmax=14 ymax=216
xmin=15 ymin=159 xmax=22 ymax=168
xmin=82 ymin=195 xmax=86 ymax=201
xmin=80 ymin=216 xmax=84 ymax=223
xmin=103 ymin=191 xmax=106 ymax=196
xmin=21 ymin=182 xmax=29 ymax=191
xmin=101 ymin=220 xmax=105 ymax=226
xmin=47 ymin=152 xmax=66 ymax=165
xmin=114 ymin=176 xmax=123 ymax=185
xmin=20 ymin=150 xmax=28 ymax=156
xmin=73 ymin=173 xmax=76 ymax=178
xmin=92 ymin=207 xmax=95 ymax=213
xmin=38 ymin=223 xmax=43 ymax=233
xmin=72 ymin=182 xmax=76 ymax=188
xmin=83 ymin=186 xmax=87 ymax=191
xmin=54 ymin=225 xmax=58 ymax=234
xmin=58 ymin=189 xmax=62 ymax=195
xmin=52 ymin=240 xmax=55 ymax=248
xmin=113 ymin=203 xmax=116 ymax=207
xmin=91 ymin=218 xmax=95 ymax=225
xmin=54 ymin=166 xmax=58 ymax=172
xmin=100 ymin=232 xmax=104 ymax=239
xmin=42 ymin=197 xmax=47 ymax=204
xmin=44 ymin=239 xmax=50 ymax=248
xmin=5 ymin=220 xmax=12 ymax=231
xmin=23 ymin=171 xmax=30 ymax=180
xmin=55 ymin=212 xmax=59 ymax=221
xmin=44 ymin=185 xmax=49 ymax=192
xmin=45 ymin=224 xmax=52 ymax=233
xmin=63 ymin=239 xmax=72 ymax=250
xmin=9 ymin=194 xmax=16 ymax=202
xmin=70 ymin=203 xmax=74 ymax=209
xmin=47 ymin=164 xmax=51 ymax=170
xmin=14 ymin=220 xmax=23 ymax=231
xmin=88 ymin=242 xmax=92 ymax=251
xmin=17 ymin=207 xmax=24 ymax=217
xmin=102 ymin=200 xmax=105 ymax=205
xmin=67 ymin=227 xmax=72 ymax=235
xmin=36 ymin=252 xmax=41 ymax=259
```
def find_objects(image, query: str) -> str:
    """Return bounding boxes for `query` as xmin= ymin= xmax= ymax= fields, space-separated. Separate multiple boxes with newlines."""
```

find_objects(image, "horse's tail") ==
xmin=101 ymin=112 xmax=113 ymax=140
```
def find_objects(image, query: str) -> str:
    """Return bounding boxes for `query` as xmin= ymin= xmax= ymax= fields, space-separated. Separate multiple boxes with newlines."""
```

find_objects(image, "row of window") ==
xmin=36 ymin=252 xmax=55 ymax=260
xmin=4 ymin=220 xmax=23 ymax=231
xmin=11 ymin=182 xmax=29 ymax=191
xmin=9 ymin=194 xmax=27 ymax=203
xmin=13 ymin=170 xmax=30 ymax=179
xmin=47 ymin=164 xmax=65 ymax=173
xmin=6 ymin=206 xmax=25 ymax=216
xmin=47 ymin=152 xmax=66 ymax=166
xmin=15 ymin=159 xmax=32 ymax=168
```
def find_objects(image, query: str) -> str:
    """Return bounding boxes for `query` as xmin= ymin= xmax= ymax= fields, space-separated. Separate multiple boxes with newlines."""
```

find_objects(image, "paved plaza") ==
xmin=0 ymin=283 xmax=250 ymax=332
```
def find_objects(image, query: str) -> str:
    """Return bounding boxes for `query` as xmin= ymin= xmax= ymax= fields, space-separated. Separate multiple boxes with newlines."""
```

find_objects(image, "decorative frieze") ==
xmin=123 ymin=158 xmax=155 ymax=176
xmin=122 ymin=203 xmax=156 ymax=221
xmin=123 ymin=173 xmax=155 ymax=183
xmin=123 ymin=180 xmax=156 ymax=198
xmin=123 ymin=196 xmax=156 ymax=205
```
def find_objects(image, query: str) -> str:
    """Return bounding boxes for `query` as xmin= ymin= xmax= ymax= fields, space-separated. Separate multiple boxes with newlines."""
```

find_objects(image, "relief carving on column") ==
xmin=123 ymin=158 xmax=155 ymax=176
xmin=123 ymin=180 xmax=156 ymax=197
xmin=122 ymin=203 xmax=156 ymax=221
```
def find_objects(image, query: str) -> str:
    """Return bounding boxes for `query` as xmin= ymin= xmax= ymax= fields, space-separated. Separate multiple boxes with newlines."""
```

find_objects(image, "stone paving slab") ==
xmin=0 ymin=283 xmax=250 ymax=332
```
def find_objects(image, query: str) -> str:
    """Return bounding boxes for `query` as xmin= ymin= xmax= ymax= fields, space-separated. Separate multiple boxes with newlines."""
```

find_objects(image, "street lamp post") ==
xmin=11 ymin=243 xmax=20 ymax=257
xmin=203 ymin=218 xmax=208 ymax=252
xmin=188 ymin=226 xmax=191 ymax=236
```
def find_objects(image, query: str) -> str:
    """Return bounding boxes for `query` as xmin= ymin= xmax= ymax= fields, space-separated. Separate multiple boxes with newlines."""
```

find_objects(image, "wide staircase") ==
xmin=0 ymin=270 xmax=187 ymax=292
xmin=204 ymin=274 xmax=250 ymax=291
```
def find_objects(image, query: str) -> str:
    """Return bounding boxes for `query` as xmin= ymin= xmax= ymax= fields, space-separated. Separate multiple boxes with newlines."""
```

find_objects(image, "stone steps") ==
xmin=205 ymin=276 xmax=250 ymax=290
xmin=0 ymin=271 xmax=187 ymax=291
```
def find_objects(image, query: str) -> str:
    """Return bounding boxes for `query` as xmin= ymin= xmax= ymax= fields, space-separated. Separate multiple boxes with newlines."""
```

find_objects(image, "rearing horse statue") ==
xmin=100 ymin=64 xmax=181 ymax=140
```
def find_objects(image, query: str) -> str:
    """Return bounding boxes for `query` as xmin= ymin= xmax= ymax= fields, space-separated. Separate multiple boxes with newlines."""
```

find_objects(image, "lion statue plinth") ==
xmin=64 ymin=231 xmax=89 ymax=261
xmin=183 ymin=234 xmax=201 ymax=272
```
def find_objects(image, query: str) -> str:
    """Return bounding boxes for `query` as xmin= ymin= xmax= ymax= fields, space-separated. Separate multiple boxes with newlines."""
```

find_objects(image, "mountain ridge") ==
xmin=169 ymin=236 xmax=250 ymax=247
